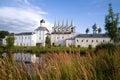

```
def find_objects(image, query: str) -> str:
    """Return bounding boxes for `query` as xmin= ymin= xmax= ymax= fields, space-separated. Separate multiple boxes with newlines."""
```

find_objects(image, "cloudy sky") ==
xmin=0 ymin=0 xmax=120 ymax=33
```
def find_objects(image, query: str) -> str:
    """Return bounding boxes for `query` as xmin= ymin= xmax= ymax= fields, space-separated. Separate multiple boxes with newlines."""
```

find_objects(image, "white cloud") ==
xmin=0 ymin=0 xmax=53 ymax=33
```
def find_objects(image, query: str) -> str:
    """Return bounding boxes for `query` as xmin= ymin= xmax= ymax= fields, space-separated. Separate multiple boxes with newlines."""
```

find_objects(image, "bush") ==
xmin=88 ymin=45 xmax=92 ymax=50
xmin=95 ymin=43 xmax=116 ymax=54
xmin=77 ymin=45 xmax=81 ymax=48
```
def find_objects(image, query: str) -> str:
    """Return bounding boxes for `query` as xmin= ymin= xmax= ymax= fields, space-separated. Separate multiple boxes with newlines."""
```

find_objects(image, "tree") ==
xmin=105 ymin=3 xmax=120 ymax=43
xmin=45 ymin=36 xmax=51 ymax=47
xmin=0 ymin=30 xmax=9 ymax=39
xmin=6 ymin=36 xmax=15 ymax=51
xmin=86 ymin=28 xmax=90 ymax=34
xmin=98 ymin=27 xmax=102 ymax=34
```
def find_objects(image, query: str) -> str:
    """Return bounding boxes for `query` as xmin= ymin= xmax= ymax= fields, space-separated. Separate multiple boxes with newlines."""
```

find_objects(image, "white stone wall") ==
xmin=66 ymin=39 xmax=75 ymax=47
xmin=2 ymin=38 xmax=6 ymax=45
xmin=75 ymin=37 xmax=111 ymax=47
xmin=51 ymin=33 xmax=76 ymax=46
xmin=35 ymin=30 xmax=48 ymax=46
xmin=2 ymin=31 xmax=47 ymax=46
xmin=31 ymin=34 xmax=37 ymax=46
xmin=14 ymin=34 xmax=37 ymax=46
xmin=15 ymin=35 xmax=31 ymax=46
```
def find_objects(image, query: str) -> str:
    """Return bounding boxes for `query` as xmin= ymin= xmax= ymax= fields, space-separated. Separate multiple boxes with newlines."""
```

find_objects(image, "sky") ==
xmin=0 ymin=0 xmax=120 ymax=34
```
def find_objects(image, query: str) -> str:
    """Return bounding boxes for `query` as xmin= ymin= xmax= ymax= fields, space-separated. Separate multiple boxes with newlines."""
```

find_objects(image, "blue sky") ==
xmin=0 ymin=0 xmax=120 ymax=33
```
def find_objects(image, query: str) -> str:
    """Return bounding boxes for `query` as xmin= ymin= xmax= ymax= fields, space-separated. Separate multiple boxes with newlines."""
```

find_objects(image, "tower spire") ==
xmin=54 ymin=21 xmax=56 ymax=27
xmin=66 ymin=20 xmax=68 ymax=27
xmin=71 ymin=19 xmax=74 ymax=26
xmin=58 ymin=21 xmax=60 ymax=27
xmin=62 ymin=20 xmax=64 ymax=27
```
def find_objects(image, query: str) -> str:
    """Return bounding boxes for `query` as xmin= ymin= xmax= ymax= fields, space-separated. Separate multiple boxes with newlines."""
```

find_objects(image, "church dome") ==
xmin=40 ymin=19 xmax=45 ymax=23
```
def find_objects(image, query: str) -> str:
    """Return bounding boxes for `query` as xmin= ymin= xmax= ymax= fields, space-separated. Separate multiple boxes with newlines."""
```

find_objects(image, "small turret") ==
xmin=40 ymin=19 xmax=45 ymax=27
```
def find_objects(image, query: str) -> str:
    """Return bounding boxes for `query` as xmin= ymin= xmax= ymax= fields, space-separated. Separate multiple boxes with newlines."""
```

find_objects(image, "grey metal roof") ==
xmin=51 ymin=32 xmax=72 ymax=34
xmin=76 ymin=34 xmax=109 ymax=38
xmin=15 ymin=32 xmax=33 ymax=35
xmin=35 ymin=27 xmax=49 ymax=32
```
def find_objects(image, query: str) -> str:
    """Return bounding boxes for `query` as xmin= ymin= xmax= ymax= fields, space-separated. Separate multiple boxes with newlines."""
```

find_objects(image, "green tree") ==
xmin=0 ymin=30 xmax=9 ymax=40
xmin=86 ymin=28 xmax=90 ymax=34
xmin=45 ymin=36 xmax=51 ymax=47
xmin=6 ymin=36 xmax=15 ymax=51
xmin=98 ymin=27 xmax=102 ymax=34
xmin=105 ymin=3 xmax=120 ymax=43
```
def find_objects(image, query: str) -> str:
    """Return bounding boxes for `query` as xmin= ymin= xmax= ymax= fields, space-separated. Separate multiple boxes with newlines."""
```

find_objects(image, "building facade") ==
xmin=75 ymin=34 xmax=111 ymax=47
xmin=3 ymin=19 xmax=112 ymax=47
xmin=3 ymin=19 xmax=49 ymax=47
xmin=51 ymin=22 xmax=111 ymax=47
xmin=51 ymin=20 xmax=77 ymax=46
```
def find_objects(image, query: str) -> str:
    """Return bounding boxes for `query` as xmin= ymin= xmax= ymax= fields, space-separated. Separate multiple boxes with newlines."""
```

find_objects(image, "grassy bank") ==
xmin=0 ymin=45 xmax=120 ymax=80
xmin=0 ymin=45 xmax=91 ymax=55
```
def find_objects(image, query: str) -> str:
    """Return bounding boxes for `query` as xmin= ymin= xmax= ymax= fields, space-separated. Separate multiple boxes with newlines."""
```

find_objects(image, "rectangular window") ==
xmin=81 ymin=40 xmax=83 ymax=42
xmin=96 ymin=40 xmax=98 ymax=42
xmin=77 ymin=40 xmax=79 ymax=42
xmin=86 ymin=40 xmax=88 ymax=42
xmin=92 ymin=40 xmax=94 ymax=42
xmin=103 ymin=40 xmax=105 ymax=42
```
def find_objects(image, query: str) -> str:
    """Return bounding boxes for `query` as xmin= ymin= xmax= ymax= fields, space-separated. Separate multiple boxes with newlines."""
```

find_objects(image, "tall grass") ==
xmin=0 ymin=47 xmax=120 ymax=80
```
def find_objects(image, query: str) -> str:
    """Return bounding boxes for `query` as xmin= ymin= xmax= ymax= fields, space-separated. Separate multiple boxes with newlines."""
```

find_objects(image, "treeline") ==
xmin=0 ymin=30 xmax=14 ymax=40
xmin=0 ymin=30 xmax=9 ymax=39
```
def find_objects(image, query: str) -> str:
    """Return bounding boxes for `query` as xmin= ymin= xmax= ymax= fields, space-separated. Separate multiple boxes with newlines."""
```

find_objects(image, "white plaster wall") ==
xmin=51 ymin=33 xmax=76 ymax=46
xmin=66 ymin=39 xmax=75 ymax=47
xmin=36 ymin=30 xmax=48 ymax=46
xmin=14 ymin=35 xmax=34 ymax=46
xmin=75 ymin=37 xmax=111 ymax=47
xmin=2 ymin=38 xmax=6 ymax=45
xmin=31 ymin=34 xmax=37 ymax=46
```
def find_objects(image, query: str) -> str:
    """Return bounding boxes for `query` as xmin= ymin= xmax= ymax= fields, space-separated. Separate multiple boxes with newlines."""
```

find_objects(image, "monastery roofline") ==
xmin=76 ymin=34 xmax=109 ymax=38
xmin=35 ymin=27 xmax=49 ymax=32
xmin=52 ymin=26 xmax=75 ymax=28
xmin=51 ymin=32 xmax=75 ymax=34
xmin=15 ymin=32 xmax=34 ymax=35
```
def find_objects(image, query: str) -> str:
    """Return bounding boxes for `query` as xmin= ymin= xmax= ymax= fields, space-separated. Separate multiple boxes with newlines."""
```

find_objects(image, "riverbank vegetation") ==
xmin=0 ymin=44 xmax=91 ymax=55
xmin=0 ymin=44 xmax=120 ymax=80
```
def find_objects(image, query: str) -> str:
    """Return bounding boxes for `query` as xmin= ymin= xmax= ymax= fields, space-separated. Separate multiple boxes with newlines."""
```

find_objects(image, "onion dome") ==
xmin=40 ymin=19 xmax=45 ymax=23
